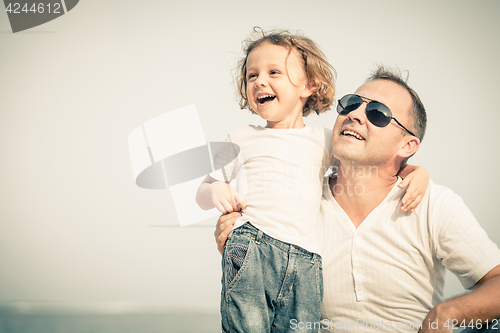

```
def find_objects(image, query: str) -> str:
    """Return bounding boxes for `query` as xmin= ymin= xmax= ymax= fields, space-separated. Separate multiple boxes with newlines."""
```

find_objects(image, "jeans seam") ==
xmin=281 ymin=270 xmax=296 ymax=302
xmin=226 ymin=297 xmax=233 ymax=333
xmin=317 ymin=259 xmax=323 ymax=317
xmin=276 ymin=250 xmax=296 ymax=303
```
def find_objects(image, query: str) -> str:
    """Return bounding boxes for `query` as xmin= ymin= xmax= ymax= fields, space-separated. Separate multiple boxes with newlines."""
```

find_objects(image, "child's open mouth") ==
xmin=257 ymin=94 xmax=276 ymax=105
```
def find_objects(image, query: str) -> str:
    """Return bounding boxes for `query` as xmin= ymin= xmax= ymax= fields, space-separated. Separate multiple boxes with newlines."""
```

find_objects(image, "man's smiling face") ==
xmin=331 ymin=79 xmax=414 ymax=167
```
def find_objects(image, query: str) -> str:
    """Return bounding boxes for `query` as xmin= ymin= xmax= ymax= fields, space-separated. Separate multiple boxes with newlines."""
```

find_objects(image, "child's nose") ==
xmin=255 ymin=75 xmax=268 ymax=87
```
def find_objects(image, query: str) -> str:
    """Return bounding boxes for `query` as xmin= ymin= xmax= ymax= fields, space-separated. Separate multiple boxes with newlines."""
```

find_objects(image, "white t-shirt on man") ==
xmin=318 ymin=177 xmax=500 ymax=332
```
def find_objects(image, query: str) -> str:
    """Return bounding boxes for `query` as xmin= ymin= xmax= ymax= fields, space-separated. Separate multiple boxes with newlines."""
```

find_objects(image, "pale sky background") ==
xmin=0 ymin=0 xmax=499 ymax=315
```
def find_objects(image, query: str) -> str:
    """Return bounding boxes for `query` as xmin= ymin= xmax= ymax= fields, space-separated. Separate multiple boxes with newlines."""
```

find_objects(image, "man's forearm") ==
xmin=419 ymin=267 xmax=500 ymax=332
xmin=440 ymin=274 xmax=500 ymax=323
xmin=421 ymin=273 xmax=500 ymax=332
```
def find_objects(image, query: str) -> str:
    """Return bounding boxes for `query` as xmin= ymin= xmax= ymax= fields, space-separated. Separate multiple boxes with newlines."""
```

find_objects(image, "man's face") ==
xmin=331 ymin=79 xmax=414 ymax=166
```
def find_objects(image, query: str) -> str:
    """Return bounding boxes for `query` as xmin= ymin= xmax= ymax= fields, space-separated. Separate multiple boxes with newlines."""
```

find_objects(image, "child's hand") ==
xmin=398 ymin=166 xmax=429 ymax=212
xmin=209 ymin=181 xmax=247 ymax=214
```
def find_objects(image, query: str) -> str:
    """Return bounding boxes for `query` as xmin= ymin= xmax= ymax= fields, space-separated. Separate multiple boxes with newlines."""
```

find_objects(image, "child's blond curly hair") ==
xmin=236 ymin=27 xmax=336 ymax=116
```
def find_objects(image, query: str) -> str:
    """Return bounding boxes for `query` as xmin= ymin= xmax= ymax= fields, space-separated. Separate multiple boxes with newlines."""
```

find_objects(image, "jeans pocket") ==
xmin=224 ymin=242 xmax=249 ymax=287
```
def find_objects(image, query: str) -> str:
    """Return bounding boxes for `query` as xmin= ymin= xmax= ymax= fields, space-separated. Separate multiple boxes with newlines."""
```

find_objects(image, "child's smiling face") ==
xmin=245 ymin=42 xmax=313 ymax=129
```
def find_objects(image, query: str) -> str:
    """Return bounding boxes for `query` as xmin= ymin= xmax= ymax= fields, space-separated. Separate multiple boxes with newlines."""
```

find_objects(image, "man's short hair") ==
xmin=366 ymin=66 xmax=427 ymax=142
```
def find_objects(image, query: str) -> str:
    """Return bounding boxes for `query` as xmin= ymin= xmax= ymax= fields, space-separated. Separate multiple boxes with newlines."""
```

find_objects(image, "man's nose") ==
xmin=346 ymin=103 xmax=367 ymax=124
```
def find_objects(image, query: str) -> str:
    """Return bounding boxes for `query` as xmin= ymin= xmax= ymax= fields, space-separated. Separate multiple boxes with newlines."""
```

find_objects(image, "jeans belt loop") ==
xmin=311 ymin=253 xmax=317 ymax=264
xmin=256 ymin=230 xmax=263 ymax=244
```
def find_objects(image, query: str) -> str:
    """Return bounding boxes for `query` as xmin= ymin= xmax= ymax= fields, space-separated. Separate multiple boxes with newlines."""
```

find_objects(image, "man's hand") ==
xmin=418 ymin=303 xmax=454 ymax=333
xmin=214 ymin=211 xmax=241 ymax=254
xmin=418 ymin=266 xmax=500 ymax=332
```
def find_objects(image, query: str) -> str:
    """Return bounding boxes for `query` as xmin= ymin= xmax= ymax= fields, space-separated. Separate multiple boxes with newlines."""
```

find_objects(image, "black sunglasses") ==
xmin=337 ymin=94 xmax=416 ymax=137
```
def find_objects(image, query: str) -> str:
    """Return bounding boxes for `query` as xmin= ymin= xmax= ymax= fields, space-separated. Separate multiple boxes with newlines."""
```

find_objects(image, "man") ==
xmin=215 ymin=67 xmax=500 ymax=332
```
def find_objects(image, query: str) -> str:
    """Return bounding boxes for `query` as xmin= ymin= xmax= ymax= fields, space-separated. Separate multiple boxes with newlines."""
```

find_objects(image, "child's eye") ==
xmin=247 ymin=73 xmax=257 ymax=81
xmin=270 ymin=70 xmax=280 ymax=75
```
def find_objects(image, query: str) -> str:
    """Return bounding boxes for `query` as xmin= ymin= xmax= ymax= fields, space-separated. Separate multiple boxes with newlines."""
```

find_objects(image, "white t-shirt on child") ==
xmin=210 ymin=124 xmax=333 ymax=255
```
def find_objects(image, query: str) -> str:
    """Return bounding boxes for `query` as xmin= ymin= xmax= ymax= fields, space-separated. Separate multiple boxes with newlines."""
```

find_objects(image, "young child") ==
xmin=197 ymin=28 xmax=426 ymax=333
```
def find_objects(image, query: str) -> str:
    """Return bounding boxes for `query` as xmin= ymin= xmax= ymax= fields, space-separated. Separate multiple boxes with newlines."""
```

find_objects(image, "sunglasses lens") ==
xmin=366 ymin=102 xmax=391 ymax=127
xmin=338 ymin=95 xmax=363 ymax=115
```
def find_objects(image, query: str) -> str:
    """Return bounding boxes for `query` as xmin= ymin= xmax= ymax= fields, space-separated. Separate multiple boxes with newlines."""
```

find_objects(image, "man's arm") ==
xmin=418 ymin=182 xmax=500 ymax=332
xmin=419 ymin=265 xmax=500 ymax=332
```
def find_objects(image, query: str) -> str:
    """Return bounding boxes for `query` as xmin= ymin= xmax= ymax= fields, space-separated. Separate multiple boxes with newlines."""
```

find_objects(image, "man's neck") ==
xmin=330 ymin=162 xmax=399 ymax=228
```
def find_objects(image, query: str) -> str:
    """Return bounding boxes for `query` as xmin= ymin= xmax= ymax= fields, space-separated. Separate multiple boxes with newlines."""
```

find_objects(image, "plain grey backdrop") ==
xmin=0 ymin=0 xmax=499 ymax=318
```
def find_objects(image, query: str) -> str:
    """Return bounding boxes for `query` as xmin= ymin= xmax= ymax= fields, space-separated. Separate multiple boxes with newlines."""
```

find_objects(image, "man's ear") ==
xmin=399 ymin=136 xmax=420 ymax=158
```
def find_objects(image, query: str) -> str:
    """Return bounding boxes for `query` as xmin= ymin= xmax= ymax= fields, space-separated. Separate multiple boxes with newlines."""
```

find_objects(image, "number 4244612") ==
xmin=5 ymin=3 xmax=62 ymax=14
xmin=444 ymin=318 xmax=498 ymax=330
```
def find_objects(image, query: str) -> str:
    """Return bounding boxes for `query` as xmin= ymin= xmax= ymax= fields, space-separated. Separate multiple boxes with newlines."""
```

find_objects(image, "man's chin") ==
xmin=332 ymin=150 xmax=383 ymax=168
xmin=332 ymin=146 xmax=362 ymax=162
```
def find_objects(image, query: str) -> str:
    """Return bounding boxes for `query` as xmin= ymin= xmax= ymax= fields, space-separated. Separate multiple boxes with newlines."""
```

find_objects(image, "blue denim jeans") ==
xmin=221 ymin=222 xmax=323 ymax=333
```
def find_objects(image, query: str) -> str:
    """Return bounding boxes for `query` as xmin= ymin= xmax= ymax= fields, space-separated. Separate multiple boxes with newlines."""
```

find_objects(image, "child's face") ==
xmin=245 ymin=42 xmax=312 ymax=128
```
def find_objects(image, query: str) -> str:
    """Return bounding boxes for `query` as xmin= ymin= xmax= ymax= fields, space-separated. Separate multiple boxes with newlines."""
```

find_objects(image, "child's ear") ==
xmin=301 ymin=79 xmax=315 ymax=98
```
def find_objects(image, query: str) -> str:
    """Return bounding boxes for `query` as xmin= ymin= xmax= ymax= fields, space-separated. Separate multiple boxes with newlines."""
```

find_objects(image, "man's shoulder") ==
xmin=412 ymin=179 xmax=474 ymax=232
xmin=423 ymin=180 xmax=466 ymax=210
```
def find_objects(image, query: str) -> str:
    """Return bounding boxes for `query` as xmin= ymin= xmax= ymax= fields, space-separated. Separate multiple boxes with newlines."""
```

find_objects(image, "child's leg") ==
xmin=221 ymin=228 xmax=270 ymax=332
xmin=221 ymin=223 xmax=323 ymax=333
xmin=271 ymin=250 xmax=324 ymax=333
xmin=221 ymin=223 xmax=293 ymax=333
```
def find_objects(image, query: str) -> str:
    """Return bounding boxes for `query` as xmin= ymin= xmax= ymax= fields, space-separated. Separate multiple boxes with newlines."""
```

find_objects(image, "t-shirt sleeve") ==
xmin=430 ymin=183 xmax=500 ymax=289
xmin=320 ymin=127 xmax=336 ymax=177
xmin=327 ymin=156 xmax=339 ymax=177
xmin=209 ymin=131 xmax=243 ymax=182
